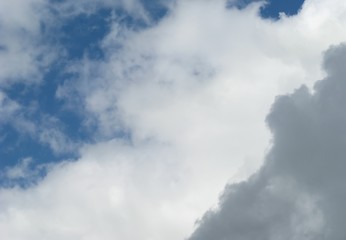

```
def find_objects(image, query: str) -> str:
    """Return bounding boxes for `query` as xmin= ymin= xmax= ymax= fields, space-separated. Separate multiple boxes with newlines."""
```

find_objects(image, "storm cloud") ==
xmin=189 ymin=44 xmax=346 ymax=240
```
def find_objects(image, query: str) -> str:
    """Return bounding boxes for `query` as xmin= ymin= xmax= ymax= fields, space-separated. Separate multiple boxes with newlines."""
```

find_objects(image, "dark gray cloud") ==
xmin=188 ymin=44 xmax=346 ymax=240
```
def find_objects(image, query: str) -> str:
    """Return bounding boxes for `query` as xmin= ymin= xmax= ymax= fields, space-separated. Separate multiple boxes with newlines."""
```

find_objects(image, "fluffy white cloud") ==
xmin=0 ymin=139 xmax=196 ymax=240
xmin=61 ymin=0 xmax=346 ymax=217
xmin=2 ymin=0 xmax=346 ymax=239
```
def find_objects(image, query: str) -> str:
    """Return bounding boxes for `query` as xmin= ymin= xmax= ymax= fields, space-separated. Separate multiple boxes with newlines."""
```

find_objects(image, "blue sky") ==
xmin=4 ymin=0 xmax=346 ymax=239
xmin=231 ymin=0 xmax=304 ymax=18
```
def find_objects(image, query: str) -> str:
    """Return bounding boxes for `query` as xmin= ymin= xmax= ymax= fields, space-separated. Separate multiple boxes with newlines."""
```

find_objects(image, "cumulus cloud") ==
xmin=2 ymin=0 xmax=346 ymax=240
xmin=65 ymin=0 xmax=346 ymax=143
xmin=59 ymin=0 xmax=346 ymax=216
xmin=188 ymin=43 xmax=346 ymax=240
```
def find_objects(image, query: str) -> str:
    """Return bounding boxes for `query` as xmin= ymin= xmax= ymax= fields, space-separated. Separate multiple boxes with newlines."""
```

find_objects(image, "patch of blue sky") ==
xmin=59 ymin=8 xmax=113 ymax=60
xmin=0 ymin=2 xmax=168 ymax=174
xmin=58 ymin=2 xmax=167 ymax=60
xmin=140 ymin=0 xmax=169 ymax=22
xmin=0 ymin=124 xmax=54 ymax=167
xmin=0 ymin=170 xmax=47 ymax=189
xmin=0 ymin=154 xmax=50 ymax=189
xmin=0 ymin=10 xmax=112 ymax=169
xmin=260 ymin=0 xmax=305 ymax=19
xmin=229 ymin=0 xmax=305 ymax=19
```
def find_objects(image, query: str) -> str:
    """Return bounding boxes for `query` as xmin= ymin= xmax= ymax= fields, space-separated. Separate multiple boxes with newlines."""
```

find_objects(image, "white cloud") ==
xmin=3 ymin=0 xmax=346 ymax=239
xmin=62 ymin=0 xmax=346 ymax=212
xmin=0 ymin=139 xmax=195 ymax=240
xmin=0 ymin=0 xmax=54 ymax=85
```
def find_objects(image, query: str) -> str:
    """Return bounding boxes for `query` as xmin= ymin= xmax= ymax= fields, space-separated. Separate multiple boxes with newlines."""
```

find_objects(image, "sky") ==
xmin=2 ymin=0 xmax=346 ymax=239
